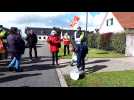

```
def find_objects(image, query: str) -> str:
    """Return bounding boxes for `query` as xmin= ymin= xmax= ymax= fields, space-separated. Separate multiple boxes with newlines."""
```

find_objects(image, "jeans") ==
xmin=64 ymin=45 xmax=70 ymax=56
xmin=52 ymin=51 xmax=58 ymax=65
xmin=29 ymin=45 xmax=37 ymax=59
xmin=8 ymin=54 xmax=21 ymax=71
xmin=76 ymin=44 xmax=86 ymax=71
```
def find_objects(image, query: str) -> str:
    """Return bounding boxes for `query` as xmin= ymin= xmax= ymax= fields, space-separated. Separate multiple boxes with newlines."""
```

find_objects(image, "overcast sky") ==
xmin=0 ymin=12 xmax=106 ymax=36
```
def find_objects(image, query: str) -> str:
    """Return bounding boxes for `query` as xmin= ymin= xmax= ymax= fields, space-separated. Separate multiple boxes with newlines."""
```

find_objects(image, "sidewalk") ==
xmin=58 ymin=57 xmax=134 ymax=76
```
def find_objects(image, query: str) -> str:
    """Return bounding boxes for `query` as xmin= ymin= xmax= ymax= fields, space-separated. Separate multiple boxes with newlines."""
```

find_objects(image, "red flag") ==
xmin=70 ymin=16 xmax=80 ymax=29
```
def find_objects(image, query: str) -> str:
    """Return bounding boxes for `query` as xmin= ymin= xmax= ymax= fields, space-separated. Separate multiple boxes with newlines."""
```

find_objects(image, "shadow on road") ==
xmin=0 ymin=73 xmax=5 ymax=76
xmin=86 ymin=65 xmax=107 ymax=73
xmin=22 ymin=58 xmax=52 ymax=64
xmin=0 ymin=59 xmax=68 ymax=73
xmin=22 ymin=63 xmax=68 ymax=72
xmin=96 ymin=52 xmax=109 ymax=54
xmin=85 ymin=59 xmax=110 ymax=65
xmin=0 ymin=73 xmax=42 ymax=83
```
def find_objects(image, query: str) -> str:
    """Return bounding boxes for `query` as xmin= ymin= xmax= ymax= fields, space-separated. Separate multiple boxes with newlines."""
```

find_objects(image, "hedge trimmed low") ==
xmin=88 ymin=32 xmax=126 ymax=54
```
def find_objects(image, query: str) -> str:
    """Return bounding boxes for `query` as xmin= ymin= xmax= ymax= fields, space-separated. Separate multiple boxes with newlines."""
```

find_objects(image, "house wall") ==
xmin=99 ymin=12 xmax=125 ymax=34
xmin=125 ymin=34 xmax=134 ymax=56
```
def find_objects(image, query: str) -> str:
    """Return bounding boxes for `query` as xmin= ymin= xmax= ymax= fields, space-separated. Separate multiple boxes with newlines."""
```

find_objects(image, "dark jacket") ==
xmin=26 ymin=33 xmax=37 ymax=47
xmin=7 ymin=34 xmax=25 ymax=55
xmin=7 ymin=34 xmax=17 ymax=53
xmin=15 ymin=35 xmax=25 ymax=54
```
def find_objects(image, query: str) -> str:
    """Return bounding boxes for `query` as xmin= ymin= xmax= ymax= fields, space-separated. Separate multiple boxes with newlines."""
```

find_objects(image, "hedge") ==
xmin=111 ymin=33 xmax=126 ymax=54
xmin=88 ymin=33 xmax=96 ymax=48
xmin=88 ymin=32 xmax=126 ymax=54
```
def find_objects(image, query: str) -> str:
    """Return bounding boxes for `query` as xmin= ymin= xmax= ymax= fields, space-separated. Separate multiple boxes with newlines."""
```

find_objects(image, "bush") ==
xmin=88 ymin=32 xmax=126 ymax=54
xmin=93 ymin=32 xmax=112 ymax=50
xmin=88 ymin=33 xmax=96 ymax=48
xmin=111 ymin=33 xmax=126 ymax=54
xmin=95 ymin=33 xmax=101 ymax=49
xmin=100 ymin=33 xmax=113 ymax=50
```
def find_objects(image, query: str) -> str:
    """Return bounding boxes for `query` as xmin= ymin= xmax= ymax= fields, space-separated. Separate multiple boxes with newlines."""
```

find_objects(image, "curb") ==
xmin=56 ymin=68 xmax=68 ymax=87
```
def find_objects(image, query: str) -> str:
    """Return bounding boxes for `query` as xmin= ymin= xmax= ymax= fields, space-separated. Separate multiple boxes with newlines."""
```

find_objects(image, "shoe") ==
xmin=35 ymin=56 xmax=38 ymax=59
xmin=56 ymin=61 xmax=59 ymax=65
xmin=56 ymin=63 xmax=59 ymax=66
xmin=8 ymin=67 xmax=14 ymax=71
xmin=78 ymin=67 xmax=83 ymax=71
xmin=15 ymin=68 xmax=23 ymax=72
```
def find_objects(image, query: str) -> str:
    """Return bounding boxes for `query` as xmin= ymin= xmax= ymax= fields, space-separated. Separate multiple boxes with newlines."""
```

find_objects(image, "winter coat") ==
xmin=26 ymin=33 xmax=37 ymax=47
xmin=7 ymin=34 xmax=25 ymax=55
xmin=7 ymin=34 xmax=17 ymax=53
xmin=15 ymin=35 xmax=25 ymax=54
xmin=47 ymin=35 xmax=61 ymax=53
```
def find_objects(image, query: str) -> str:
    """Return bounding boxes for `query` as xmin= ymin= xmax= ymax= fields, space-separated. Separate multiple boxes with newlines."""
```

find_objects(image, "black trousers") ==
xmin=52 ymin=51 xmax=58 ymax=65
xmin=29 ymin=46 xmax=37 ymax=59
xmin=64 ymin=45 xmax=70 ymax=56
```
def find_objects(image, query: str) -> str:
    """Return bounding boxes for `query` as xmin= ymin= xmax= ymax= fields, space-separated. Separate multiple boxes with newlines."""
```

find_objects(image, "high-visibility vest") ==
xmin=63 ymin=35 xmax=70 ymax=45
xmin=0 ymin=39 xmax=5 ymax=54
xmin=0 ymin=30 xmax=6 ymax=38
xmin=74 ymin=31 xmax=84 ymax=44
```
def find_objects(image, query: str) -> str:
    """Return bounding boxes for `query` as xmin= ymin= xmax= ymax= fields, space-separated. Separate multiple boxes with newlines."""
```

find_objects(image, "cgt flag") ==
xmin=70 ymin=16 xmax=80 ymax=30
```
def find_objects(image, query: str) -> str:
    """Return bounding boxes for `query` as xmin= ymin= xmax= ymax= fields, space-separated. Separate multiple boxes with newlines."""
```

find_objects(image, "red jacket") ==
xmin=47 ymin=35 xmax=61 ymax=53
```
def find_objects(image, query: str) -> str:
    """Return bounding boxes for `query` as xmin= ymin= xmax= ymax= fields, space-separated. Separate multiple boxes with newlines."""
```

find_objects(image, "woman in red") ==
xmin=47 ymin=30 xmax=61 ymax=65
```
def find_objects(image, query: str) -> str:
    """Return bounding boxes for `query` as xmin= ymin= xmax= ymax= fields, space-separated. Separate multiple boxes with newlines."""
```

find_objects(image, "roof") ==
xmin=112 ymin=12 xmax=134 ymax=29
xmin=25 ymin=27 xmax=89 ymax=36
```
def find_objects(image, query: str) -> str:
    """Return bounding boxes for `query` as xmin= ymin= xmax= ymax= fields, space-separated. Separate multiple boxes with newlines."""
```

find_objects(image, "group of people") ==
xmin=0 ymin=25 xmax=88 ymax=73
xmin=47 ymin=26 xmax=88 ymax=72
xmin=0 ymin=25 xmax=38 ymax=72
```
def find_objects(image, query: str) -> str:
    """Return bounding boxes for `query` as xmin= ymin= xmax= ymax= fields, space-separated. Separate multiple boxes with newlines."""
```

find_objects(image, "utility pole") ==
xmin=86 ymin=12 xmax=88 ymax=32
xmin=85 ymin=12 xmax=89 ymax=45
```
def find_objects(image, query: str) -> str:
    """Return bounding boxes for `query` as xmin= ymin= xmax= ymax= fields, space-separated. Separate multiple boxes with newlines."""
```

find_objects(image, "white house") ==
xmin=99 ymin=12 xmax=134 ymax=56
xmin=99 ymin=12 xmax=134 ymax=34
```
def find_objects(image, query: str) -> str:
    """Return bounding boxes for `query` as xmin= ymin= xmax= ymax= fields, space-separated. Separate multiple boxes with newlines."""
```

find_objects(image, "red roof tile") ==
xmin=113 ymin=12 xmax=134 ymax=29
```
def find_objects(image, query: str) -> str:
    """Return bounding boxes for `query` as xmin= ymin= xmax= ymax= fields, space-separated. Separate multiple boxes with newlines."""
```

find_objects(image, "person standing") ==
xmin=0 ymin=25 xmax=8 ymax=59
xmin=74 ymin=26 xmax=88 ymax=72
xmin=7 ymin=27 xmax=24 ymax=72
xmin=47 ymin=30 xmax=61 ymax=65
xmin=26 ymin=30 xmax=38 ymax=61
xmin=63 ymin=32 xmax=70 ymax=56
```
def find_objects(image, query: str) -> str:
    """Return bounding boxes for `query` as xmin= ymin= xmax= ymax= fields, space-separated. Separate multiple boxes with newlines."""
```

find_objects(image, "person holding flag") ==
xmin=74 ymin=26 xmax=88 ymax=72
xmin=70 ymin=16 xmax=88 ymax=71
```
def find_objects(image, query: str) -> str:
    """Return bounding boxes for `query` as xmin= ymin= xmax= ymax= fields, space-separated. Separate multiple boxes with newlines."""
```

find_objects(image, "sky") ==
xmin=0 ymin=12 xmax=106 ymax=36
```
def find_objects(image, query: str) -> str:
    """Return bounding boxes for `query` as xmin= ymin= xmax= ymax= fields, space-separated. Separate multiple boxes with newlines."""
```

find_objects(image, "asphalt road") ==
xmin=0 ymin=41 xmax=61 ymax=87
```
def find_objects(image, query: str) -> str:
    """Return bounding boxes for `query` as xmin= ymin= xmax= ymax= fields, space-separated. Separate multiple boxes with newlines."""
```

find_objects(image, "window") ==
xmin=39 ymin=37 xmax=41 ymax=39
xmin=106 ymin=18 xmax=113 ymax=26
xmin=106 ymin=20 xmax=109 ymax=26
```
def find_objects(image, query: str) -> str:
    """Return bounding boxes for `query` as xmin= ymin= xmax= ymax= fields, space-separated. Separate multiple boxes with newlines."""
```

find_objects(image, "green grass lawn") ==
xmin=58 ymin=44 xmax=125 ymax=59
xmin=88 ymin=48 xmax=125 ymax=58
xmin=65 ymin=70 xmax=134 ymax=87
xmin=58 ymin=45 xmax=72 ymax=59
